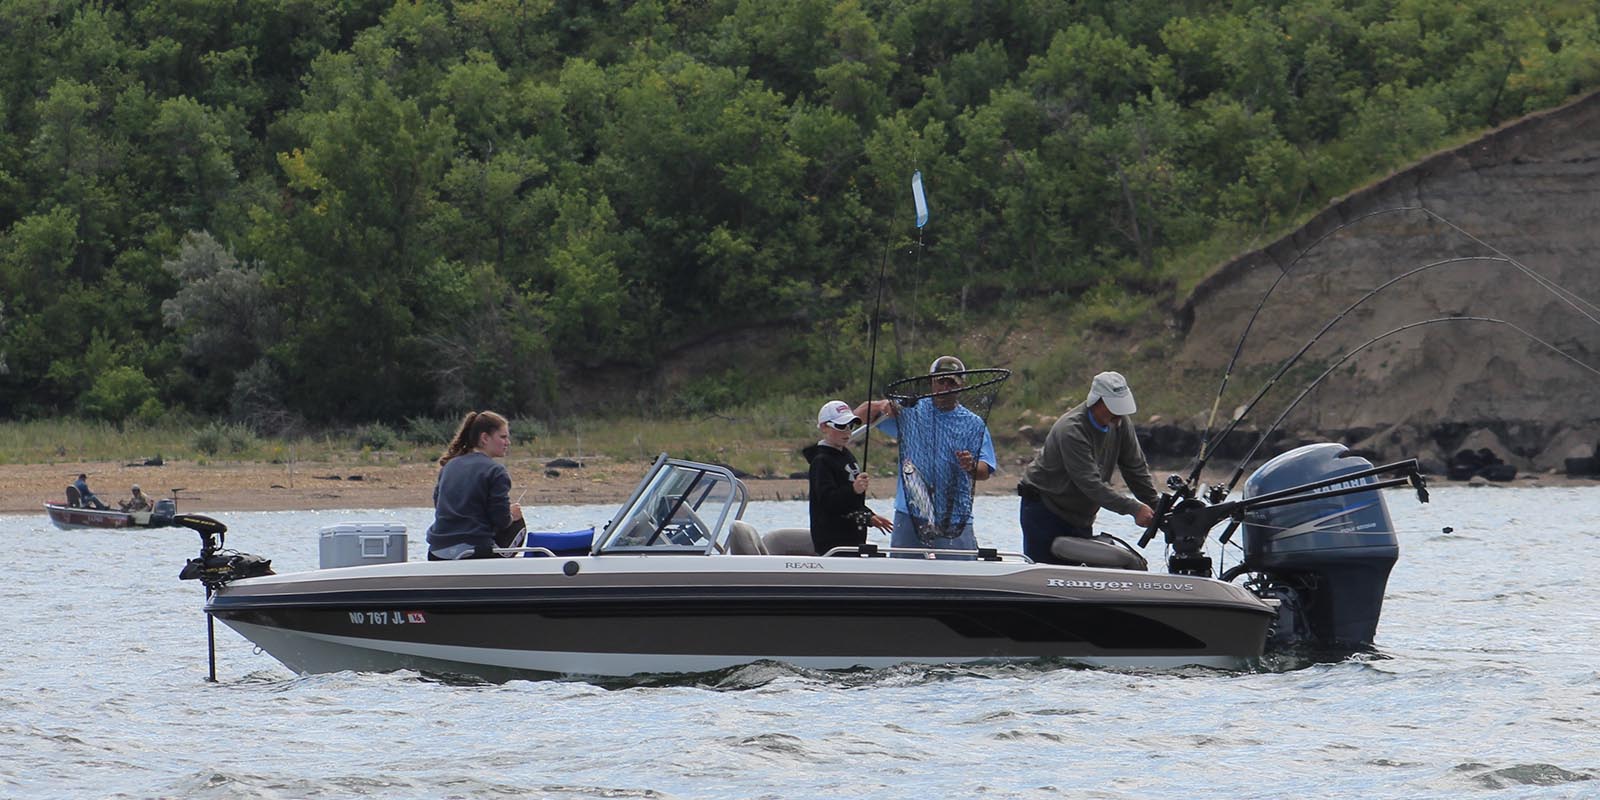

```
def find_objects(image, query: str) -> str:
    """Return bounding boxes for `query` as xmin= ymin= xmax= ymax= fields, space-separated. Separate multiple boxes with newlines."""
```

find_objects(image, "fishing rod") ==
xmin=1219 ymin=315 xmax=1600 ymax=494
xmin=859 ymin=170 xmax=929 ymax=475
xmin=1185 ymin=255 xmax=1510 ymax=494
xmin=859 ymin=240 xmax=891 ymax=473
xmin=1188 ymin=206 xmax=1600 ymax=496
xmin=1194 ymin=207 xmax=1422 ymax=470
xmin=1140 ymin=315 xmax=1600 ymax=550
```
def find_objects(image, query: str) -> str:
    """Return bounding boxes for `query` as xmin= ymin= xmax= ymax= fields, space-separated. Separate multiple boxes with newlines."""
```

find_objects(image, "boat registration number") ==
xmin=347 ymin=611 xmax=429 ymax=625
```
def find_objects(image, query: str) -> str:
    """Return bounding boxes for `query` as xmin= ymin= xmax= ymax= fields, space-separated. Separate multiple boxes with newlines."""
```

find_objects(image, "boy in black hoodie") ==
xmin=804 ymin=400 xmax=891 ymax=555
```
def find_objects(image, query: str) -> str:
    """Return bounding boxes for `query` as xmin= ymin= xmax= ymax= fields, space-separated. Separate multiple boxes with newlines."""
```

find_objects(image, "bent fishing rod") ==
xmin=1189 ymin=206 xmax=1600 ymax=495
xmin=1141 ymin=315 xmax=1600 ymax=548
xmin=1214 ymin=315 xmax=1600 ymax=495
xmin=1194 ymin=207 xmax=1421 ymax=469
xmin=1185 ymin=255 xmax=1509 ymax=494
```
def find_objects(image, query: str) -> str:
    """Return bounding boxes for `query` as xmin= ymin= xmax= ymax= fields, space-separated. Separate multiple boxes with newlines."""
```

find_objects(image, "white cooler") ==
xmin=319 ymin=522 xmax=408 ymax=569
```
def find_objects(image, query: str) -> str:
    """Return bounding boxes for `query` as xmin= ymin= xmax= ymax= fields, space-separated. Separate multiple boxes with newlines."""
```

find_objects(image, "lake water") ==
xmin=4 ymin=487 xmax=1598 ymax=799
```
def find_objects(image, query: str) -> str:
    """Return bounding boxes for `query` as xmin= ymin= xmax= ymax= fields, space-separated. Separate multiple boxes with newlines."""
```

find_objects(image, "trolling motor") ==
xmin=176 ymin=514 xmax=272 ymax=682
xmin=1142 ymin=444 xmax=1428 ymax=651
xmin=177 ymin=515 xmax=273 ymax=590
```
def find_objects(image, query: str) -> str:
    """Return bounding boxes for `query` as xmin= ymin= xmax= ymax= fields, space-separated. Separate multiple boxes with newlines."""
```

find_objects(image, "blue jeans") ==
xmin=891 ymin=510 xmax=977 ymax=558
xmin=1019 ymin=496 xmax=1092 ymax=563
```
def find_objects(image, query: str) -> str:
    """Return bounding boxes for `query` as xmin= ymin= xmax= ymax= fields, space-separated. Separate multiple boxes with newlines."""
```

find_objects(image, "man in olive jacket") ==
xmin=1017 ymin=371 xmax=1160 ymax=564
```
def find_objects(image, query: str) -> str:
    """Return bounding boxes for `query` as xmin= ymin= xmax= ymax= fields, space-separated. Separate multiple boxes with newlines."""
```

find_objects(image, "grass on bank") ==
xmin=1 ymin=293 xmax=1288 ymax=480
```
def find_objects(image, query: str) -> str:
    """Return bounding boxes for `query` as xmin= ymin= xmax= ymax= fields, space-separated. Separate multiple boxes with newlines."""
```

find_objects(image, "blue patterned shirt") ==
xmin=877 ymin=399 xmax=996 ymax=528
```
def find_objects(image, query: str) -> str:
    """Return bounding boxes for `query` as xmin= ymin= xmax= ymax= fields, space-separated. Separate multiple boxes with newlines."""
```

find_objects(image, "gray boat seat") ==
xmin=1049 ymin=533 xmax=1149 ymax=571
xmin=762 ymin=528 xmax=816 ymax=556
xmin=65 ymin=485 xmax=82 ymax=508
xmin=726 ymin=520 xmax=768 ymax=555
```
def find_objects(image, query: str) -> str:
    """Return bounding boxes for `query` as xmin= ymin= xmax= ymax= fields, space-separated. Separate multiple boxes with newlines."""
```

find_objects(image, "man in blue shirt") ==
xmin=857 ymin=356 xmax=996 ymax=553
xmin=74 ymin=473 xmax=110 ymax=510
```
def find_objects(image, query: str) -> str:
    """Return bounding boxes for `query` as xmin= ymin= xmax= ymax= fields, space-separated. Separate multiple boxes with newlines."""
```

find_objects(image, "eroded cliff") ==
xmin=1175 ymin=90 xmax=1600 ymax=472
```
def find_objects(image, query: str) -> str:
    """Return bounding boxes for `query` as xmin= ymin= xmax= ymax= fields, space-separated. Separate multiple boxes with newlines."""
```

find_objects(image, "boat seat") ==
xmin=65 ymin=485 xmax=82 ymax=508
xmin=726 ymin=520 xmax=768 ymax=555
xmin=1049 ymin=533 xmax=1149 ymax=571
xmin=762 ymin=528 xmax=816 ymax=556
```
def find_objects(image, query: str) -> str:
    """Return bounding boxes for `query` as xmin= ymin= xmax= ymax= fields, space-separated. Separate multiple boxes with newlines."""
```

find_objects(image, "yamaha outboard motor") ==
xmin=1238 ymin=443 xmax=1399 ymax=650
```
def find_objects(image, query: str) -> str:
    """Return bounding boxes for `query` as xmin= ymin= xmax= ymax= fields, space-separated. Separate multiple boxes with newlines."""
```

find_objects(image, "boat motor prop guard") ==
xmin=1142 ymin=443 xmax=1426 ymax=653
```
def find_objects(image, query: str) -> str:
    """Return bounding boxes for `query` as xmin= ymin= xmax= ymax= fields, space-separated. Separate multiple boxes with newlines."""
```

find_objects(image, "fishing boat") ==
xmin=178 ymin=448 xmax=1425 ymax=681
xmin=45 ymin=495 xmax=178 ymax=531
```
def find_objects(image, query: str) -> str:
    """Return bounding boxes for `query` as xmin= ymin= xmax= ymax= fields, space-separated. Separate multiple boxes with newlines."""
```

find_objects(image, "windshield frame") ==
xmin=595 ymin=456 xmax=749 ymax=555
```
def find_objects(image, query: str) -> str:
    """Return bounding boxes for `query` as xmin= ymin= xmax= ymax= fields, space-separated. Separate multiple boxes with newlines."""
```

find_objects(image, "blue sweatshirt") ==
xmin=426 ymin=452 xmax=513 ymax=551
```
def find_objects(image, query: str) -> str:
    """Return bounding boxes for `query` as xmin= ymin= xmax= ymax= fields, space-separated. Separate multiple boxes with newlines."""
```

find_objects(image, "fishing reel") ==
xmin=1163 ymin=473 xmax=1231 ymax=505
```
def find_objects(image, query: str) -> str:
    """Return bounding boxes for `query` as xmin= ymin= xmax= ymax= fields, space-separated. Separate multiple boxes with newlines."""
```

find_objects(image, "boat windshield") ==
xmin=596 ymin=458 xmax=748 ymax=554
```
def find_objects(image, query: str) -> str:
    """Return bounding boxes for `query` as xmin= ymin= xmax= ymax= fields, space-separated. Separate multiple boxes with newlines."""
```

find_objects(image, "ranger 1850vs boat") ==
xmin=179 ymin=445 xmax=1425 ymax=680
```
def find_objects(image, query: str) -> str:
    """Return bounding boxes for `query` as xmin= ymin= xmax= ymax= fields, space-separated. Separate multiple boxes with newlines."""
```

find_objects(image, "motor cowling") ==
xmin=1241 ymin=443 xmax=1399 ymax=650
xmin=151 ymin=498 xmax=176 ymax=527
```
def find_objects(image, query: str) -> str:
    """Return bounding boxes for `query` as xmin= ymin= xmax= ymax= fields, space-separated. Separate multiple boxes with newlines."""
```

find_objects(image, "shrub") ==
xmin=354 ymin=422 xmax=397 ymax=451
xmin=1074 ymin=280 xmax=1155 ymax=333
xmin=405 ymin=416 xmax=456 ymax=445
xmin=192 ymin=421 xmax=254 ymax=456
xmin=509 ymin=416 xmax=546 ymax=444
xmin=81 ymin=367 xmax=159 ymax=422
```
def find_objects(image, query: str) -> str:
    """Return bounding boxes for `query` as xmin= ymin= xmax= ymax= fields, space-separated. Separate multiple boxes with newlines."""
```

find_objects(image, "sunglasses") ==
xmin=825 ymin=420 xmax=862 ymax=431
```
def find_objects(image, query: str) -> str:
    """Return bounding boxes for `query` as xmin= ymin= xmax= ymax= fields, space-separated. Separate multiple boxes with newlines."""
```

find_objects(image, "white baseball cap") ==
xmin=1086 ymin=371 xmax=1137 ymax=416
xmin=816 ymin=400 xmax=861 ymax=428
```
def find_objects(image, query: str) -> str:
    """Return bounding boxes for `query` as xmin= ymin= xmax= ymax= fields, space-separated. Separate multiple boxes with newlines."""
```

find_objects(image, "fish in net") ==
xmin=881 ymin=366 xmax=1010 ymax=545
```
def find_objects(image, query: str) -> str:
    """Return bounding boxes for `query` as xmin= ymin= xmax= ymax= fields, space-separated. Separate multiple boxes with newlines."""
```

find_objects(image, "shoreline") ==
xmin=8 ymin=458 xmax=704 ymax=515
xmin=9 ymin=457 xmax=1590 ymax=516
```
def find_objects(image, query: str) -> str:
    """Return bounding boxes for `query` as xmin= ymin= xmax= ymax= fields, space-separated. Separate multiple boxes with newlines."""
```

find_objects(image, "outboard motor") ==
xmin=1238 ymin=443 xmax=1399 ymax=650
xmin=150 ymin=498 xmax=177 ymax=527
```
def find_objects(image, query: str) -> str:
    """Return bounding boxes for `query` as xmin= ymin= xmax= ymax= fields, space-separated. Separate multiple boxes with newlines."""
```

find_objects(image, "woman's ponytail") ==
xmin=438 ymin=411 xmax=509 ymax=466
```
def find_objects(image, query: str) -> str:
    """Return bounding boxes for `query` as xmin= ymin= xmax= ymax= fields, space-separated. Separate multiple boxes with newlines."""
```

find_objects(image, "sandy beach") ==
xmin=12 ymin=457 xmax=851 ymax=515
xmin=14 ymin=455 xmax=1578 ymax=516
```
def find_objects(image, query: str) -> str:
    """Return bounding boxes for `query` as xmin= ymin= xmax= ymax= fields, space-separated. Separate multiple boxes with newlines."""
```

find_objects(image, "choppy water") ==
xmin=4 ymin=487 xmax=1598 ymax=799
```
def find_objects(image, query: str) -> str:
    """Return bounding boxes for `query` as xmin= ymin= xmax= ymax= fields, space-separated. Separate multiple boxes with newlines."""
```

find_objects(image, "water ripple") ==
xmin=5 ymin=491 xmax=1600 ymax=799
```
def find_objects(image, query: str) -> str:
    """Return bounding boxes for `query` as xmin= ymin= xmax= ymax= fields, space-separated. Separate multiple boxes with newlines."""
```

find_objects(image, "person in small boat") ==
xmin=426 ymin=410 xmax=524 ymax=561
xmin=1016 ymin=371 xmax=1159 ymax=564
xmin=805 ymin=400 xmax=892 ymax=556
xmin=855 ymin=355 xmax=996 ymax=553
xmin=119 ymin=485 xmax=151 ymax=512
xmin=73 ymin=474 xmax=110 ymax=510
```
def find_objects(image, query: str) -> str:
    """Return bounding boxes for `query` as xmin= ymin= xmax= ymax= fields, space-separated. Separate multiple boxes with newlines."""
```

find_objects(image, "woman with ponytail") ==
xmin=425 ymin=411 xmax=525 ymax=560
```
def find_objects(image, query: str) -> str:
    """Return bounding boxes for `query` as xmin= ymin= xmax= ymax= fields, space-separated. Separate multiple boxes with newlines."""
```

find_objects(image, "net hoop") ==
xmin=884 ymin=368 xmax=1012 ymax=405
xmin=878 ymin=367 xmax=1011 ymax=544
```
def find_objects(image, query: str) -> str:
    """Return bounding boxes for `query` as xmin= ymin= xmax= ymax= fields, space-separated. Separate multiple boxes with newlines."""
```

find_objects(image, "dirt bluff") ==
xmin=1174 ymin=90 xmax=1600 ymax=472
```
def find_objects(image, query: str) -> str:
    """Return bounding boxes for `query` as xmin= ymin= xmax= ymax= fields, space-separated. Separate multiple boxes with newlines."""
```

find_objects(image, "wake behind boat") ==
xmin=179 ymin=448 xmax=1425 ymax=681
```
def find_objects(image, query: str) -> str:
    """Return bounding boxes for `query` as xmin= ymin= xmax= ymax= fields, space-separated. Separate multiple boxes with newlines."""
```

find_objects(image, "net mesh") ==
xmin=882 ymin=367 xmax=1010 ymax=544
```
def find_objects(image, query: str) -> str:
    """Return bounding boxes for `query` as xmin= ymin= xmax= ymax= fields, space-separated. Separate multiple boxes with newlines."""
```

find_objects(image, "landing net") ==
xmin=882 ymin=368 xmax=1010 ymax=544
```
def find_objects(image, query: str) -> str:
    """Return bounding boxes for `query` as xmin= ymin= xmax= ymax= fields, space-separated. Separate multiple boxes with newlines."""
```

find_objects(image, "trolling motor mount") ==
xmin=1160 ymin=498 xmax=1229 ymax=576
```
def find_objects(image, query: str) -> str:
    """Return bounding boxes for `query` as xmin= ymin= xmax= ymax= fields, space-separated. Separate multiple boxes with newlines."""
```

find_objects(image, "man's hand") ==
xmin=956 ymin=450 xmax=990 ymax=481
xmin=1133 ymin=503 xmax=1154 ymax=528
